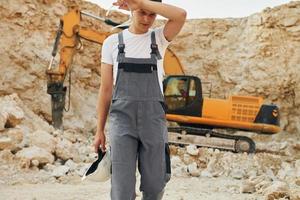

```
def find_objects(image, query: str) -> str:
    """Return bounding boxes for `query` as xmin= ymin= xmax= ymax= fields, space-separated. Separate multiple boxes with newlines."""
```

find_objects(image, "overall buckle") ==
xmin=118 ymin=44 xmax=125 ymax=53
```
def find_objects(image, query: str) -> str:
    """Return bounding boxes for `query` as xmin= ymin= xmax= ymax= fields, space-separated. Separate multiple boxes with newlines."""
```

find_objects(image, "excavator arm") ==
xmin=46 ymin=6 xmax=114 ymax=129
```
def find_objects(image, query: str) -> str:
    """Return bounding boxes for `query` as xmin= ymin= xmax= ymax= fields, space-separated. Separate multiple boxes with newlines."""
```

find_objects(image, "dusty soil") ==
xmin=0 ymin=176 xmax=265 ymax=200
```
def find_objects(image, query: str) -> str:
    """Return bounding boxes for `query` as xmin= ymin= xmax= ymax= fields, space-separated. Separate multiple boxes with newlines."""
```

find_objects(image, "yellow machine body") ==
xmin=166 ymin=96 xmax=280 ymax=134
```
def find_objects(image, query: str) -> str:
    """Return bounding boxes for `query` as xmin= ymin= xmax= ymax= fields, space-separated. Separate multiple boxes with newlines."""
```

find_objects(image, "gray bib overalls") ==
xmin=108 ymin=31 xmax=171 ymax=200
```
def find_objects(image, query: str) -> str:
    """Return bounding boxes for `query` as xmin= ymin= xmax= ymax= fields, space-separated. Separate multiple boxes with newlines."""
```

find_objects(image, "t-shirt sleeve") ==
xmin=154 ymin=26 xmax=171 ymax=51
xmin=101 ymin=36 xmax=113 ymax=65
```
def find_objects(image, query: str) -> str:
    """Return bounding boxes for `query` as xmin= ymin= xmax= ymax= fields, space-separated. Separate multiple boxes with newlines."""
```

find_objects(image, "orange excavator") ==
xmin=46 ymin=5 xmax=280 ymax=153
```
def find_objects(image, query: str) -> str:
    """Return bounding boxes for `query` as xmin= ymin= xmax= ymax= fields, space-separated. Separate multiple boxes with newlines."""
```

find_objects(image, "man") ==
xmin=177 ymin=79 xmax=188 ymax=98
xmin=94 ymin=0 xmax=186 ymax=199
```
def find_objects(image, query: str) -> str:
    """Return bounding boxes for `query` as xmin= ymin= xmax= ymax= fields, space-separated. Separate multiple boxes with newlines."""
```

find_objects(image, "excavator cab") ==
xmin=163 ymin=75 xmax=203 ymax=117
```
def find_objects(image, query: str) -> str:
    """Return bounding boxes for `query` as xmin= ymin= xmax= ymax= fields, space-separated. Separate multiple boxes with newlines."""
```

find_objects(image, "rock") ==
xmin=0 ymin=149 xmax=14 ymax=162
xmin=280 ymin=17 xmax=298 ymax=27
xmin=295 ymin=178 xmax=300 ymax=186
xmin=74 ymin=67 xmax=92 ymax=80
xmin=172 ymin=166 xmax=186 ymax=177
xmin=69 ymin=143 xmax=82 ymax=163
xmin=171 ymin=156 xmax=183 ymax=168
xmin=201 ymin=169 xmax=213 ymax=178
xmin=248 ymin=14 xmax=263 ymax=26
xmin=52 ymin=3 xmax=67 ymax=16
xmin=263 ymin=181 xmax=289 ymax=196
xmin=0 ymin=113 xmax=6 ymax=131
xmin=0 ymin=128 xmax=23 ymax=151
xmin=214 ymin=149 xmax=220 ymax=154
xmin=52 ymin=130 xmax=62 ymax=137
xmin=187 ymin=162 xmax=200 ymax=177
xmin=55 ymin=138 xmax=73 ymax=161
xmin=63 ymin=129 xmax=77 ymax=143
xmin=241 ymin=180 xmax=256 ymax=193
xmin=295 ymin=160 xmax=300 ymax=170
xmin=169 ymin=145 xmax=178 ymax=155
xmin=43 ymin=163 xmax=56 ymax=172
xmin=265 ymin=169 xmax=277 ymax=181
xmin=176 ymin=148 xmax=186 ymax=156
xmin=0 ymin=137 xmax=13 ymax=150
xmin=207 ymin=148 xmax=214 ymax=154
xmin=287 ymin=25 xmax=300 ymax=33
xmin=29 ymin=130 xmax=56 ymax=153
xmin=6 ymin=128 xmax=23 ymax=143
xmin=16 ymin=146 xmax=54 ymax=165
xmin=266 ymin=191 xmax=291 ymax=200
xmin=182 ymin=153 xmax=194 ymax=165
xmin=231 ymin=168 xmax=245 ymax=180
xmin=0 ymin=98 xmax=25 ymax=128
xmin=51 ymin=165 xmax=70 ymax=177
xmin=65 ymin=159 xmax=78 ymax=171
xmin=253 ymin=177 xmax=273 ymax=194
xmin=293 ymin=143 xmax=300 ymax=151
xmin=19 ymin=157 xmax=31 ymax=169
xmin=280 ymin=141 xmax=288 ymax=150
xmin=54 ymin=158 xmax=64 ymax=166
xmin=291 ymin=192 xmax=300 ymax=200
xmin=78 ymin=145 xmax=89 ymax=157
xmin=31 ymin=159 xmax=39 ymax=167
xmin=247 ymin=170 xmax=258 ymax=178
xmin=277 ymin=162 xmax=296 ymax=179
xmin=206 ymin=157 xmax=218 ymax=175
xmin=186 ymin=145 xmax=199 ymax=156
xmin=6 ymin=109 xmax=24 ymax=127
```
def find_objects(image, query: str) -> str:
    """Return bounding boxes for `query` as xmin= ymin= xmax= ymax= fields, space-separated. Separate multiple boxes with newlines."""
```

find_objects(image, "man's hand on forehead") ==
xmin=113 ymin=0 xmax=142 ymax=11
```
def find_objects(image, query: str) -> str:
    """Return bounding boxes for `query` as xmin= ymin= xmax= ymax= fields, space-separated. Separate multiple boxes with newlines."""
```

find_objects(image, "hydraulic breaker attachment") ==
xmin=47 ymin=82 xmax=67 ymax=129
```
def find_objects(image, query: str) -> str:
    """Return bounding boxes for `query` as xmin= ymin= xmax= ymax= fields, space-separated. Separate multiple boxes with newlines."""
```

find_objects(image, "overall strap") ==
xmin=150 ymin=31 xmax=162 ymax=60
xmin=117 ymin=32 xmax=125 ymax=62
xmin=117 ymin=31 xmax=162 ymax=63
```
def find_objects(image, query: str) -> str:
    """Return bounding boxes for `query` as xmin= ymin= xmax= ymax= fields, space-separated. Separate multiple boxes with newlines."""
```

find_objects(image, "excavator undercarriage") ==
xmin=168 ymin=126 xmax=256 ymax=153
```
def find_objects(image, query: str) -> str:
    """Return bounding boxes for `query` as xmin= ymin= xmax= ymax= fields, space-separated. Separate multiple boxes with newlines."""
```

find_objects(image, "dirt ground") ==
xmin=0 ymin=176 xmax=264 ymax=200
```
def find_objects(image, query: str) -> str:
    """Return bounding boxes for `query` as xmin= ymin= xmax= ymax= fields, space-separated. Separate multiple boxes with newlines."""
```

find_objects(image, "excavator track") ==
xmin=168 ymin=126 xmax=256 ymax=153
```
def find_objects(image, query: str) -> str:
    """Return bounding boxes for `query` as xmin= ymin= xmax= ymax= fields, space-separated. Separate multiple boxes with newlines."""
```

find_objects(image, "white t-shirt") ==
xmin=101 ymin=26 xmax=170 ymax=93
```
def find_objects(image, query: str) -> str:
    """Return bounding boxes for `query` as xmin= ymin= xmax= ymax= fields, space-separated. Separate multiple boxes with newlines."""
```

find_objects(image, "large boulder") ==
xmin=29 ymin=130 xmax=56 ymax=153
xmin=0 ymin=128 xmax=23 ymax=151
xmin=0 ymin=96 xmax=25 ymax=128
xmin=55 ymin=138 xmax=72 ymax=161
xmin=16 ymin=146 xmax=54 ymax=165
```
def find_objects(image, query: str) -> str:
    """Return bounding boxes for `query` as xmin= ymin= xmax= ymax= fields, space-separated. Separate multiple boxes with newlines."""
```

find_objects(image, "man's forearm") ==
xmin=140 ymin=0 xmax=186 ymax=22
xmin=96 ymin=87 xmax=112 ymax=134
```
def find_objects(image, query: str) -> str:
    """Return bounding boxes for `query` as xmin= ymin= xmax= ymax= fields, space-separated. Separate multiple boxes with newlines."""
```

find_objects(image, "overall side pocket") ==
xmin=165 ymin=143 xmax=171 ymax=182
xmin=159 ymin=101 xmax=168 ymax=114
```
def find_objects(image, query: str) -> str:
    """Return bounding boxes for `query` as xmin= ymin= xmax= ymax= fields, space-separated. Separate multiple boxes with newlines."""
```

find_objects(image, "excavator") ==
xmin=46 ymin=5 xmax=280 ymax=153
